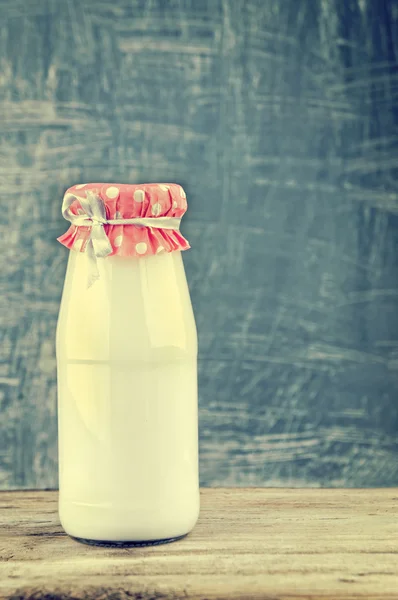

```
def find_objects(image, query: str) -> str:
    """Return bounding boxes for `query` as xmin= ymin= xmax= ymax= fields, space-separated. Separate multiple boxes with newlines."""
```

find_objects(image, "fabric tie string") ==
xmin=62 ymin=190 xmax=182 ymax=288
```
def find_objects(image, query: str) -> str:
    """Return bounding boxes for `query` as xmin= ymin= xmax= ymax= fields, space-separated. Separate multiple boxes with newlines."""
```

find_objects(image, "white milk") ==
xmin=56 ymin=250 xmax=199 ymax=542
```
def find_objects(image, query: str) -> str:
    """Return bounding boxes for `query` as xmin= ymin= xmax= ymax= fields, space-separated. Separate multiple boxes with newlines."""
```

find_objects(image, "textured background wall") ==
xmin=1 ymin=0 xmax=398 ymax=489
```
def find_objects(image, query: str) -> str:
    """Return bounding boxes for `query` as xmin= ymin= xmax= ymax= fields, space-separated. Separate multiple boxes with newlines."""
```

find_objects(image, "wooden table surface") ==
xmin=1 ymin=489 xmax=398 ymax=600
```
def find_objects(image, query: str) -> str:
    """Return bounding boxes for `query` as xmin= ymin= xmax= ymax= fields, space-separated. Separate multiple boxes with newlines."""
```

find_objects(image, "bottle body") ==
xmin=56 ymin=250 xmax=199 ymax=542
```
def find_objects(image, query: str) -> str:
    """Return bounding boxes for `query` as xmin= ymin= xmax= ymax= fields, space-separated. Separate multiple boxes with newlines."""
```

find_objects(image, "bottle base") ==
xmin=70 ymin=533 xmax=187 ymax=548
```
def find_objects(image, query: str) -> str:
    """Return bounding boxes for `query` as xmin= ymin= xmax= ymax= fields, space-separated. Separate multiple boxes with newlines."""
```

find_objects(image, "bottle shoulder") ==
xmin=57 ymin=251 xmax=197 ymax=362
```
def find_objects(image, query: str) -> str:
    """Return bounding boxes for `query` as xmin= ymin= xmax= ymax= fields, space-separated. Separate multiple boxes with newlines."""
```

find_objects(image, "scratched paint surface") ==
xmin=1 ymin=0 xmax=398 ymax=489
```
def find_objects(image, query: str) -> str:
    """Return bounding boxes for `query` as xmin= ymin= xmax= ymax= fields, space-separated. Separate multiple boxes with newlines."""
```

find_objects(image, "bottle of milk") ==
xmin=56 ymin=183 xmax=199 ymax=546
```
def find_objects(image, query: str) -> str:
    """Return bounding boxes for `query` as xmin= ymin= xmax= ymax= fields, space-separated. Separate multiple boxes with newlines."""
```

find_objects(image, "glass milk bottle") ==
xmin=56 ymin=183 xmax=199 ymax=546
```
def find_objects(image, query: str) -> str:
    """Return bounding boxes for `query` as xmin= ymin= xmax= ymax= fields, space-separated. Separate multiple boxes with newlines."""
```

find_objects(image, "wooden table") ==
xmin=1 ymin=489 xmax=398 ymax=600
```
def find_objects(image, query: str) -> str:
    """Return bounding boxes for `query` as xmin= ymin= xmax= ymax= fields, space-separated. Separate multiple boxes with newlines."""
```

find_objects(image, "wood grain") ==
xmin=1 ymin=489 xmax=398 ymax=600
xmin=1 ymin=0 xmax=398 ymax=489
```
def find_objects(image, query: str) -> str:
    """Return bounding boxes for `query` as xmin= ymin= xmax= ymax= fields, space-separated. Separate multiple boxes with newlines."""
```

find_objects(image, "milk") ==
xmin=56 ymin=250 xmax=199 ymax=542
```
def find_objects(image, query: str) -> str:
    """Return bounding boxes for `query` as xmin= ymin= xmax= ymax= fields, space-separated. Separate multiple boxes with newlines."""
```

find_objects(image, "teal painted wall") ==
xmin=1 ymin=0 xmax=398 ymax=488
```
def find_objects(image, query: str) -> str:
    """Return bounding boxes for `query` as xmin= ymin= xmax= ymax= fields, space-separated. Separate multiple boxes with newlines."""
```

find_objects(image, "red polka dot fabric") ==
xmin=57 ymin=182 xmax=190 ymax=257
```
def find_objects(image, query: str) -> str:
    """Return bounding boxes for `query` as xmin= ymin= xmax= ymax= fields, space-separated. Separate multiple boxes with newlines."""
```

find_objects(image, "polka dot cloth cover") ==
xmin=57 ymin=182 xmax=190 ymax=257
